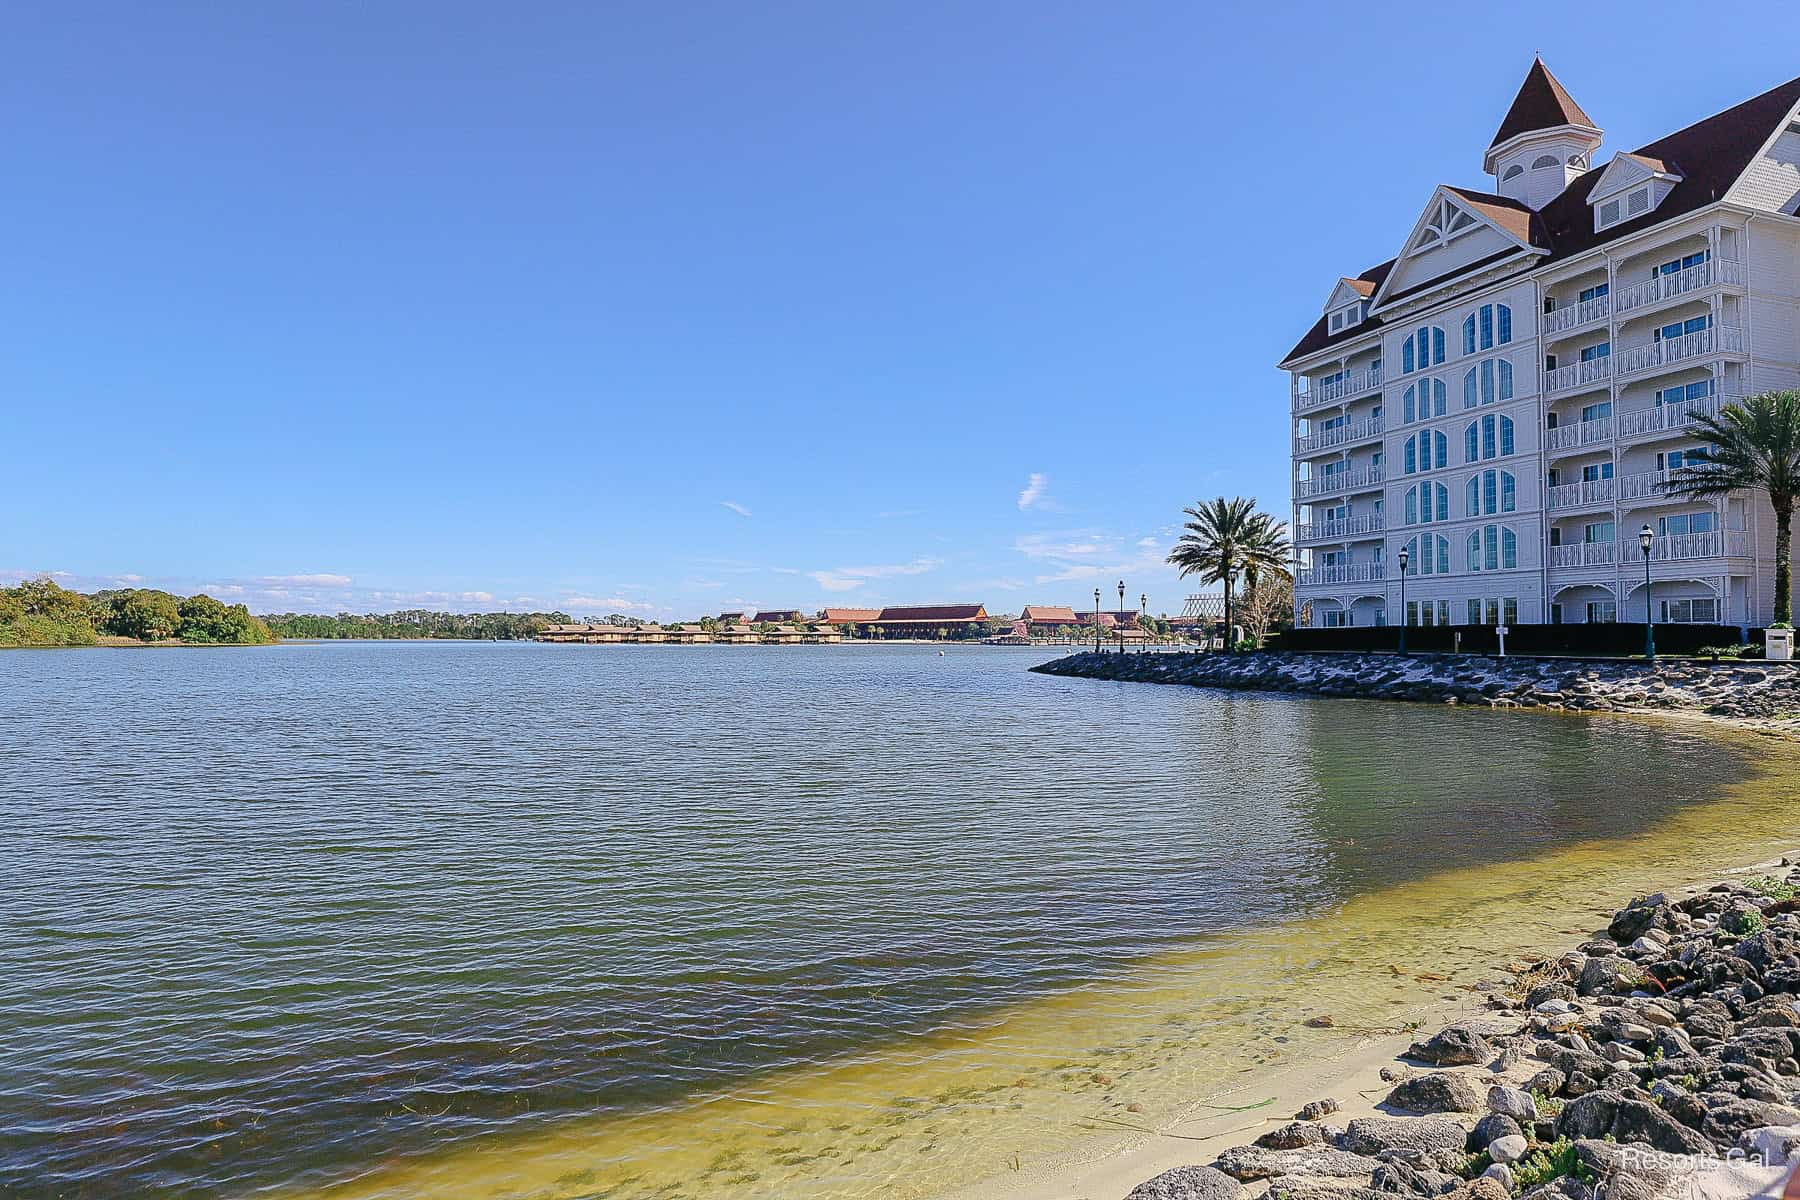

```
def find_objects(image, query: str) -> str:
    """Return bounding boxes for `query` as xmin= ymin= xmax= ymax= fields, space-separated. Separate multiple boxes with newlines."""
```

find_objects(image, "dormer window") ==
xmin=1589 ymin=153 xmax=1681 ymax=231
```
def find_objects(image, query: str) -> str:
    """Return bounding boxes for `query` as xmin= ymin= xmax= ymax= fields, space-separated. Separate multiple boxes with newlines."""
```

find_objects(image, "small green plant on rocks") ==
xmin=1456 ymin=1150 xmax=1493 ymax=1180
xmin=1531 ymin=1090 xmax=1565 ymax=1117
xmin=1746 ymin=875 xmax=1799 ymax=901
xmin=1723 ymin=907 xmax=1766 ymax=937
xmin=1511 ymin=1139 xmax=1597 ymax=1191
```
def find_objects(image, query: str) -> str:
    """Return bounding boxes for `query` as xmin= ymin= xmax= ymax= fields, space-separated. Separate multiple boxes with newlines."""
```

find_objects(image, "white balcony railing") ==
xmin=1297 ymin=465 xmax=1385 ymax=499
xmin=1615 ymin=326 xmax=1746 ymax=377
xmin=1549 ymin=541 xmax=1618 ymax=568
xmin=1544 ymin=293 xmax=1611 ymax=335
xmin=1293 ymin=365 xmax=1383 ymax=413
xmin=1546 ymin=415 xmax=1615 ymax=451
xmin=1297 ymin=416 xmax=1384 ymax=455
xmin=1546 ymin=355 xmax=1613 ymax=394
xmin=1547 ymin=478 xmax=1616 ymax=510
xmin=1297 ymin=514 xmax=1386 ymax=542
xmin=1616 ymin=395 xmax=1730 ymax=440
xmin=1643 ymin=530 xmax=1750 ymax=562
xmin=1296 ymin=561 xmax=1386 ymax=587
xmin=1612 ymin=258 xmax=1746 ymax=316
xmin=1618 ymin=470 xmax=1678 ymax=502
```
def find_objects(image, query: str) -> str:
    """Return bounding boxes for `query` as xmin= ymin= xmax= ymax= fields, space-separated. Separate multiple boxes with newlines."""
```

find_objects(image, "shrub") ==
xmin=1511 ymin=1139 xmax=1596 ymax=1191
xmin=1746 ymin=875 xmax=1800 ymax=901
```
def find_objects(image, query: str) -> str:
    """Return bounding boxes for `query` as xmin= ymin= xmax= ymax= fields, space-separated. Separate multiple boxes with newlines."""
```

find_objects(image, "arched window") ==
xmin=1465 ymin=472 xmax=1520 ymax=518
xmin=1407 ymin=482 xmax=1448 ymax=524
xmin=1462 ymin=358 xmax=1514 ymax=407
xmin=1531 ymin=154 xmax=1560 ymax=169
xmin=1404 ymin=377 xmax=1446 ymax=422
xmin=1466 ymin=416 xmax=1514 ymax=462
xmin=1467 ymin=525 xmax=1519 ymax=571
xmin=1402 ymin=326 xmax=1445 ymax=373
xmin=1405 ymin=432 xmax=1445 ymax=474
xmin=1503 ymin=164 xmax=1524 ymax=181
xmin=1462 ymin=304 xmax=1513 ymax=354
xmin=1405 ymin=534 xmax=1451 ymax=576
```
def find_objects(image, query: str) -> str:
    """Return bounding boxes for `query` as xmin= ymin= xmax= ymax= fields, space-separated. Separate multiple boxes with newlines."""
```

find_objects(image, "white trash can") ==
xmin=1767 ymin=627 xmax=1794 ymax=661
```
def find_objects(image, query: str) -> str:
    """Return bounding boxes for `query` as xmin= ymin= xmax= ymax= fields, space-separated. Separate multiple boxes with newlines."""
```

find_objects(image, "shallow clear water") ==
xmin=0 ymin=642 xmax=1788 ymax=1199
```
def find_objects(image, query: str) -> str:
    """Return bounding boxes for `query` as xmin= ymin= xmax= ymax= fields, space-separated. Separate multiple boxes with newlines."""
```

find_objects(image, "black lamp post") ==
xmin=1396 ymin=544 xmax=1410 ymax=655
xmin=1093 ymin=587 xmax=1102 ymax=654
xmin=1640 ymin=523 xmax=1656 ymax=661
xmin=1140 ymin=592 xmax=1148 ymax=650
xmin=1117 ymin=579 xmax=1126 ymax=654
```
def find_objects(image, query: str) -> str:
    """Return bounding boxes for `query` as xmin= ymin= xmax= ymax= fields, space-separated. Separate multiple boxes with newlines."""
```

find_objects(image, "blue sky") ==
xmin=7 ymin=3 xmax=1799 ymax=619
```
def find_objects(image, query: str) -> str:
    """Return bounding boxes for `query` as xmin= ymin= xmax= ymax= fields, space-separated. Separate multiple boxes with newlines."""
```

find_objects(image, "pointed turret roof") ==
xmin=1489 ymin=59 xmax=1596 ymax=149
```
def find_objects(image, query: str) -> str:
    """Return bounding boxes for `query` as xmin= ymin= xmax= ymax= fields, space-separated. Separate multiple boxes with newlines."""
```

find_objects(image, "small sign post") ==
xmin=1497 ymin=625 xmax=1510 ymax=657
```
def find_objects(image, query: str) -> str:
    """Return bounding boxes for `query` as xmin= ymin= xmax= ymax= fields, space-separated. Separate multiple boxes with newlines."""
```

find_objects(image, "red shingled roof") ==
xmin=820 ymin=607 xmax=882 ymax=624
xmin=1490 ymin=59 xmax=1596 ymax=149
xmin=874 ymin=604 xmax=986 ymax=622
xmin=1281 ymin=72 xmax=1800 ymax=369
xmin=1021 ymin=605 xmax=1080 ymax=623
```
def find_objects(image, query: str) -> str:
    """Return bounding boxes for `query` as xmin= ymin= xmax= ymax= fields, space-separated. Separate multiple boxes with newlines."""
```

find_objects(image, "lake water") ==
xmin=4 ymin=642 xmax=1797 ymax=1200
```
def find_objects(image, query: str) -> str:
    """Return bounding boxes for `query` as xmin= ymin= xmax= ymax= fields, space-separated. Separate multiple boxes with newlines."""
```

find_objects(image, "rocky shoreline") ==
xmin=1123 ymin=865 xmax=1800 ymax=1200
xmin=1032 ymin=652 xmax=1800 ymax=723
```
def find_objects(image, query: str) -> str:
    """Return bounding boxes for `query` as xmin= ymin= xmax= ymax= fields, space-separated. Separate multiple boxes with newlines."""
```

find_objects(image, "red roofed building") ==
xmin=864 ymin=604 xmax=989 ymax=639
xmin=1020 ymin=605 xmax=1081 ymax=632
xmin=818 ymin=607 xmax=882 ymax=628
xmin=1283 ymin=61 xmax=1800 ymax=632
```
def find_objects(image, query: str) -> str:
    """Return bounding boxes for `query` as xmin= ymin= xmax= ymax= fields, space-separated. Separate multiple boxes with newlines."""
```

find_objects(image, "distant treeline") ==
xmin=2 ymin=579 xmax=276 ymax=648
xmin=261 ymin=609 xmax=572 ymax=640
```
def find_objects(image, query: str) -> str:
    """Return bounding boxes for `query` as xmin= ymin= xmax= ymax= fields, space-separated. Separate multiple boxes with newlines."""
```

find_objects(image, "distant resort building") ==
xmin=1020 ymin=605 xmax=1081 ymax=633
xmin=819 ymin=607 xmax=882 ymax=628
xmin=857 ymin=604 xmax=989 ymax=639
xmin=538 ymin=601 xmax=1180 ymax=645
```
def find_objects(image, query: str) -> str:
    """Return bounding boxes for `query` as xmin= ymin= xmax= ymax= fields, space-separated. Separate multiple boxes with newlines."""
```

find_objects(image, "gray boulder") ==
xmin=1297 ymin=1097 xmax=1342 ymax=1121
xmin=1343 ymin=1117 xmax=1469 ymax=1157
xmin=1213 ymin=1145 xmax=1379 ymax=1182
xmin=1468 ymin=1113 xmax=1522 ymax=1150
xmin=1257 ymin=1122 xmax=1329 ymax=1151
xmin=1407 ymin=1026 xmax=1493 ymax=1067
xmin=1127 ymin=1164 xmax=1246 ymax=1200
xmin=1486 ymin=1085 xmax=1537 ymax=1123
xmin=1487 ymin=1134 xmax=1528 ymax=1165
xmin=1388 ymin=1073 xmax=1482 ymax=1114
xmin=1609 ymin=894 xmax=1670 ymax=942
xmin=1555 ymin=1091 xmax=1712 ymax=1154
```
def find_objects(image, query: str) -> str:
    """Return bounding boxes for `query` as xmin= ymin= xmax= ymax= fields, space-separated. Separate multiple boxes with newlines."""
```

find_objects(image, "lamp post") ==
xmin=1141 ymin=593 xmax=1148 ymax=651
xmin=1117 ymin=579 xmax=1126 ymax=654
xmin=1396 ymin=544 xmax=1410 ymax=655
xmin=1640 ymin=524 xmax=1656 ymax=662
xmin=1094 ymin=587 xmax=1102 ymax=654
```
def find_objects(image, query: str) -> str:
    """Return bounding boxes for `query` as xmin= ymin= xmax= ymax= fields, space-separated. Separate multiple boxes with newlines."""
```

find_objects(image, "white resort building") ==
xmin=1284 ymin=61 xmax=1800 ymax=631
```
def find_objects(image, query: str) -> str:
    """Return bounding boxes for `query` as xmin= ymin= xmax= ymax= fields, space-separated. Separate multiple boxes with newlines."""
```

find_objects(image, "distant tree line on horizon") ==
xmin=1 ymin=578 xmax=277 ymax=648
xmin=260 ymin=609 xmax=573 ymax=641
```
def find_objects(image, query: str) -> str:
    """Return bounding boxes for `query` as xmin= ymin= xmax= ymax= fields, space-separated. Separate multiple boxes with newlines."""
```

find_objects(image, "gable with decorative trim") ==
xmin=1375 ymin=190 xmax=1536 ymax=306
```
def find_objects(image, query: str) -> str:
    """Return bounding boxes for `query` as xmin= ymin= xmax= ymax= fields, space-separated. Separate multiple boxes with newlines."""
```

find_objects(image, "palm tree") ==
xmin=1664 ymin=391 xmax=1800 ymax=626
xmin=1167 ymin=497 xmax=1291 ymax=649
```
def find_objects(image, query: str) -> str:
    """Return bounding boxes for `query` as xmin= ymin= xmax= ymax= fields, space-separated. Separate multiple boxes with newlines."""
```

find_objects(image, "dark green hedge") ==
xmin=1270 ymin=622 xmax=1758 ymax=657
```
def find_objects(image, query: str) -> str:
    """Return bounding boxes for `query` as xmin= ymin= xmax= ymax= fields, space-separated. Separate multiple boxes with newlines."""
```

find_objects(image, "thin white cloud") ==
xmin=806 ymin=557 xmax=943 ymax=593
xmin=559 ymin=595 xmax=661 ymax=614
xmin=720 ymin=500 xmax=752 ymax=518
xmin=253 ymin=573 xmax=352 ymax=588
xmin=1015 ymin=531 xmax=1111 ymax=559
xmin=1017 ymin=472 xmax=1050 ymax=511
